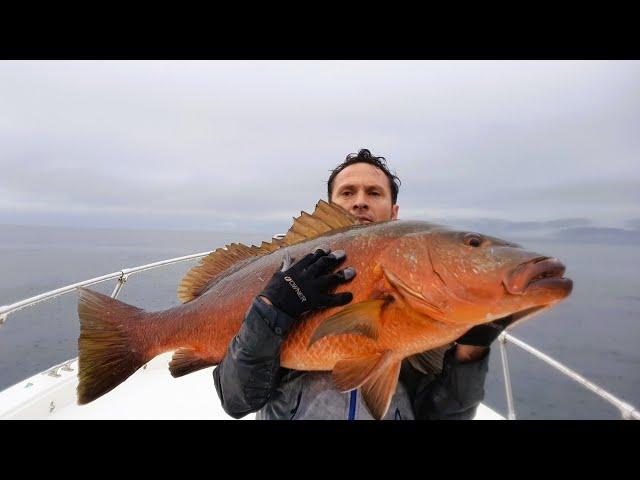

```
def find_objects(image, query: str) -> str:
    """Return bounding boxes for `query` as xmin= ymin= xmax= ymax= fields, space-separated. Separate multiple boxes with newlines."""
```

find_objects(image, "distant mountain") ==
xmin=415 ymin=216 xmax=640 ymax=244
xmin=626 ymin=219 xmax=640 ymax=231
xmin=552 ymin=227 xmax=640 ymax=244
xmin=426 ymin=217 xmax=592 ymax=237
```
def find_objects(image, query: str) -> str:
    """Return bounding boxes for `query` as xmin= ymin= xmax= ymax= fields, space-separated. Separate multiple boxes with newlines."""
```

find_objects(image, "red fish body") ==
xmin=77 ymin=202 xmax=573 ymax=419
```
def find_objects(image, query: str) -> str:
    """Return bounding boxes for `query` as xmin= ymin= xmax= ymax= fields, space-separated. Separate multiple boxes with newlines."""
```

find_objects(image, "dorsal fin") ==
xmin=177 ymin=239 xmax=285 ymax=303
xmin=283 ymin=200 xmax=359 ymax=246
xmin=177 ymin=200 xmax=359 ymax=303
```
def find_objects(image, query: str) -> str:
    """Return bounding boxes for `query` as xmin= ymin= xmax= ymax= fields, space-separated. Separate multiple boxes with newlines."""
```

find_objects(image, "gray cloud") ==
xmin=1 ymin=61 xmax=639 ymax=233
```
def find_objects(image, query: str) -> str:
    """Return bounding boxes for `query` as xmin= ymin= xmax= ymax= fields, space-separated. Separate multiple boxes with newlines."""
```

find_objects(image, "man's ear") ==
xmin=391 ymin=204 xmax=399 ymax=220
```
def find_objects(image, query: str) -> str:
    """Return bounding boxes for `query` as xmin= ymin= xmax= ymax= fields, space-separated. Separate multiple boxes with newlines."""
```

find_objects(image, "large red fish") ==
xmin=77 ymin=201 xmax=573 ymax=419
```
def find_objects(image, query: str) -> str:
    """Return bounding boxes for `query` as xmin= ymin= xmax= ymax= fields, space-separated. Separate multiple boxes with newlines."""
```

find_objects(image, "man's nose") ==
xmin=352 ymin=193 xmax=369 ymax=210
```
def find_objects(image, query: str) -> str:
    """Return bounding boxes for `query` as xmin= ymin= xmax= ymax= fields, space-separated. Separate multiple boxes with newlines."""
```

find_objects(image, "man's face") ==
xmin=330 ymin=163 xmax=399 ymax=223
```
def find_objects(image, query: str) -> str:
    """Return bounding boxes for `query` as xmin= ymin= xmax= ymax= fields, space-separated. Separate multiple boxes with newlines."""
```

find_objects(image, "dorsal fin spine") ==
xmin=177 ymin=200 xmax=359 ymax=303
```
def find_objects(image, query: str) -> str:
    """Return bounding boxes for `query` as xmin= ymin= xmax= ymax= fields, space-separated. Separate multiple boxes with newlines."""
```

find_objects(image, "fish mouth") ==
xmin=504 ymin=257 xmax=573 ymax=296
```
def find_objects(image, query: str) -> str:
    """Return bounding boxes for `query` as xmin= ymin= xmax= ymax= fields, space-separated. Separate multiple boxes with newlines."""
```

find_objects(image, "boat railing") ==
xmin=1 ymin=249 xmax=639 ymax=420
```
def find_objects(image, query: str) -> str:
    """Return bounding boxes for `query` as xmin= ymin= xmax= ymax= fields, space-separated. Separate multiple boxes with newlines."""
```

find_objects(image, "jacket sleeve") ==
xmin=212 ymin=297 xmax=294 ymax=419
xmin=401 ymin=347 xmax=490 ymax=420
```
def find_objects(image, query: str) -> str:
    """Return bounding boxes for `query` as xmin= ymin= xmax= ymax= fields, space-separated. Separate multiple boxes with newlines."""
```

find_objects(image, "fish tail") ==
xmin=76 ymin=287 xmax=148 ymax=405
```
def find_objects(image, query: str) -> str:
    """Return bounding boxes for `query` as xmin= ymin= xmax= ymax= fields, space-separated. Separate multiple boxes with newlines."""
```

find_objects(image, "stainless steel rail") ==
xmin=1 ymin=249 xmax=638 ymax=420
xmin=0 ymin=251 xmax=211 ymax=321
xmin=498 ymin=332 xmax=640 ymax=420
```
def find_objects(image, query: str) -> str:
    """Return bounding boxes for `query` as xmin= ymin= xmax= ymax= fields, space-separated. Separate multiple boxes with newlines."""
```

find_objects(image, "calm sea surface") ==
xmin=1 ymin=224 xmax=638 ymax=419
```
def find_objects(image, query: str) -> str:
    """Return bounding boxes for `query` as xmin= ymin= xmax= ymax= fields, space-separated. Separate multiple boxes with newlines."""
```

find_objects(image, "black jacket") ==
xmin=213 ymin=297 xmax=490 ymax=420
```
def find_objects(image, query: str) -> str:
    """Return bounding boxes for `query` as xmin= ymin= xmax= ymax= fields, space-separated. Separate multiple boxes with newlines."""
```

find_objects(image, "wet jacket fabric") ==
xmin=213 ymin=297 xmax=490 ymax=420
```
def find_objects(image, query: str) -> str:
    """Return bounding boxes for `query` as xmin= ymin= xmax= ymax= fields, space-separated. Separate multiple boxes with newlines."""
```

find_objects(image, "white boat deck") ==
xmin=0 ymin=352 xmax=504 ymax=420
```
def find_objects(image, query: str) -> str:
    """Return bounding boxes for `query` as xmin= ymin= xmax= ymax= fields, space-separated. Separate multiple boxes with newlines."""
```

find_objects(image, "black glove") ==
xmin=259 ymin=247 xmax=356 ymax=325
xmin=455 ymin=316 xmax=517 ymax=347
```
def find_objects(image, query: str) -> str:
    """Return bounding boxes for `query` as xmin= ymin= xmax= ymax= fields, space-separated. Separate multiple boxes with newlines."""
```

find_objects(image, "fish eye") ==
xmin=464 ymin=233 xmax=483 ymax=247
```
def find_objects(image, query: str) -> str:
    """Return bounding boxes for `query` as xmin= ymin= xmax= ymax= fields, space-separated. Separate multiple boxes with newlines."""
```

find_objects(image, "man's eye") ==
xmin=370 ymin=191 xmax=381 ymax=196
xmin=342 ymin=191 xmax=352 ymax=196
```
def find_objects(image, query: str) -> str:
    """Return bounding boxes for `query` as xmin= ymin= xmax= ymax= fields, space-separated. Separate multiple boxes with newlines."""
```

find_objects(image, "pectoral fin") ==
xmin=308 ymin=299 xmax=387 ymax=348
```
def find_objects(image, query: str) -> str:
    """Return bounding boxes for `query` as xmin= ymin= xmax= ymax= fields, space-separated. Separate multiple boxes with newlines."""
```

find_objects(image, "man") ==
xmin=213 ymin=149 xmax=511 ymax=419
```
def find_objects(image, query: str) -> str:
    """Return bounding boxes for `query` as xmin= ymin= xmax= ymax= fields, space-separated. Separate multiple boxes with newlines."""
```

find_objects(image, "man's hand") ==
xmin=453 ymin=316 xmax=517 ymax=362
xmin=258 ymin=248 xmax=356 ymax=328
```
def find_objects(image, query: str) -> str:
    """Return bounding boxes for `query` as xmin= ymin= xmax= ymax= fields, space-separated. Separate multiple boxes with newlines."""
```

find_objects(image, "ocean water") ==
xmin=0 ymin=224 xmax=638 ymax=419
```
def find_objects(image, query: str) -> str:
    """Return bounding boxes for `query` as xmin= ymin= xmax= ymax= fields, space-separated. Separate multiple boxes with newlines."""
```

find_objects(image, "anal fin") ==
xmin=331 ymin=350 xmax=401 ymax=420
xmin=332 ymin=351 xmax=390 ymax=392
xmin=360 ymin=354 xmax=401 ymax=420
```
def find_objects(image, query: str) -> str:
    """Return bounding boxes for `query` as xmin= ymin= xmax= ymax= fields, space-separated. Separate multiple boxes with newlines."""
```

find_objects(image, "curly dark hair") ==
xmin=327 ymin=149 xmax=401 ymax=204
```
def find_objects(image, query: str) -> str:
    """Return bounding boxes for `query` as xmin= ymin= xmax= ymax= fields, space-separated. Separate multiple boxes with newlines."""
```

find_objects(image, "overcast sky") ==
xmin=1 ymin=61 xmax=638 ymax=235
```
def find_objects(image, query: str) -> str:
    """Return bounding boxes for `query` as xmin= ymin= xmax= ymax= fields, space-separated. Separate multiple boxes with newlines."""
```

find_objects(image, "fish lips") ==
xmin=504 ymin=257 xmax=573 ymax=297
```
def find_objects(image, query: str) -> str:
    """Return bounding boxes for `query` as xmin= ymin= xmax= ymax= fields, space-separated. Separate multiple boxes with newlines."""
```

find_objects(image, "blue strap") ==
xmin=348 ymin=390 xmax=357 ymax=420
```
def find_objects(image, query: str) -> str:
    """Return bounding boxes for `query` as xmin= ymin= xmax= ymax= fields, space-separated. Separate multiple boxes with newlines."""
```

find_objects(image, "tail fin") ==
xmin=77 ymin=287 xmax=147 ymax=405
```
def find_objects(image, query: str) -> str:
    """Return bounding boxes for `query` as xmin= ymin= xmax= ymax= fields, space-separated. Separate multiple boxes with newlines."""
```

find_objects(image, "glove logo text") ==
xmin=284 ymin=276 xmax=307 ymax=303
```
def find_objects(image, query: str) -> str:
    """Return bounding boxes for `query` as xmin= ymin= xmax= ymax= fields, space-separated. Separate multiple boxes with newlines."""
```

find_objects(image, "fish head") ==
xmin=378 ymin=227 xmax=573 ymax=327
